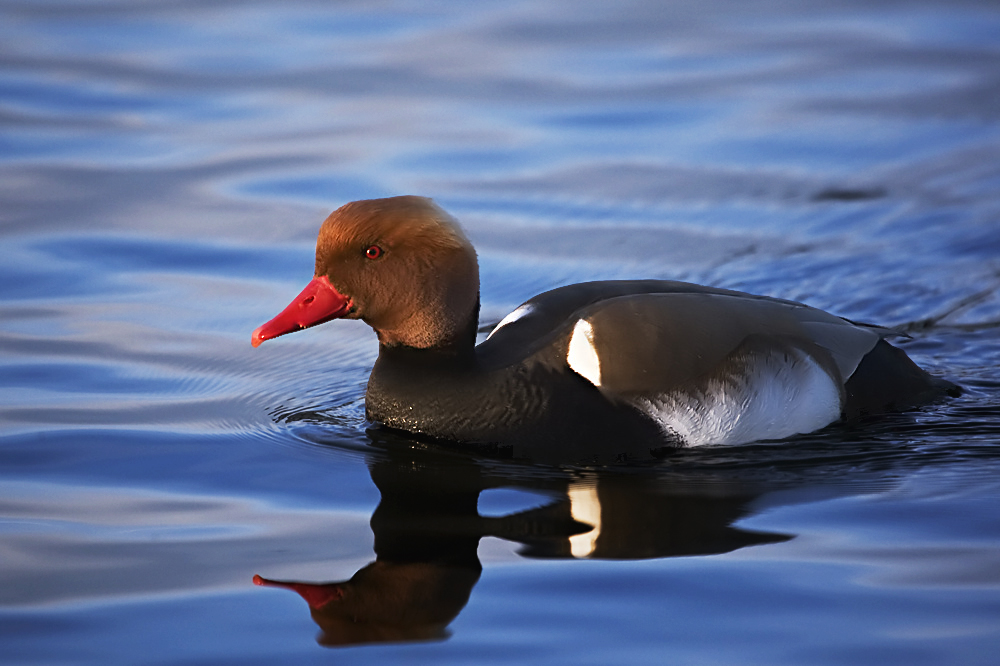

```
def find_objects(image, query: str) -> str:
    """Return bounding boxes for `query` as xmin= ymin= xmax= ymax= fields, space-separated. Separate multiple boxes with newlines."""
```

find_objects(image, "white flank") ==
xmin=486 ymin=303 xmax=535 ymax=340
xmin=568 ymin=481 xmax=602 ymax=558
xmin=634 ymin=347 xmax=841 ymax=447
xmin=567 ymin=319 xmax=602 ymax=387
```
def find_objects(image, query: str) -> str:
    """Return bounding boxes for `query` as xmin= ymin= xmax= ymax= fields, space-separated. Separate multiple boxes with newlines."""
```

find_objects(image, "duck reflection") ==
xmin=254 ymin=440 xmax=790 ymax=647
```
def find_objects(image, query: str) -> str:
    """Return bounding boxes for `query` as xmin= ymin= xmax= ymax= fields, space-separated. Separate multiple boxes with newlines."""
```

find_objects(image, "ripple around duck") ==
xmin=244 ymin=330 xmax=379 ymax=461
xmin=255 ymin=385 xmax=1000 ymax=499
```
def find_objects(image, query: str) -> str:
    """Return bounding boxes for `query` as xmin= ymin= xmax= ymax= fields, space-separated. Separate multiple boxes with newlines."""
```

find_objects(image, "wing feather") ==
xmin=577 ymin=292 xmax=880 ymax=397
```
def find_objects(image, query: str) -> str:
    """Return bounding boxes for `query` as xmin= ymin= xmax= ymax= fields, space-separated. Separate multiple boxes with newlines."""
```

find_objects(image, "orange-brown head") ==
xmin=252 ymin=196 xmax=479 ymax=350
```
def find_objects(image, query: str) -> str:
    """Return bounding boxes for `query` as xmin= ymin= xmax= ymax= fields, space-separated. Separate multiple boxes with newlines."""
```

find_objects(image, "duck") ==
xmin=252 ymin=196 xmax=958 ymax=462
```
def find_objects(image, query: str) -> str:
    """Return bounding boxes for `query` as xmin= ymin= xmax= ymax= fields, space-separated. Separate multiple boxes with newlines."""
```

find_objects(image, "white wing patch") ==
xmin=486 ymin=303 xmax=535 ymax=340
xmin=568 ymin=481 xmax=602 ymax=558
xmin=633 ymin=347 xmax=841 ymax=447
xmin=567 ymin=319 xmax=602 ymax=387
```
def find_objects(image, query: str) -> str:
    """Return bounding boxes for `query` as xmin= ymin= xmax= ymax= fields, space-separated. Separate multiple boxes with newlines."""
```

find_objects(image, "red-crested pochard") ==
xmin=252 ymin=196 xmax=958 ymax=461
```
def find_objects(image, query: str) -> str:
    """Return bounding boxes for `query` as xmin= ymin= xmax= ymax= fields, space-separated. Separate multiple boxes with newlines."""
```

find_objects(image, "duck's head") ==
xmin=252 ymin=196 xmax=479 ymax=350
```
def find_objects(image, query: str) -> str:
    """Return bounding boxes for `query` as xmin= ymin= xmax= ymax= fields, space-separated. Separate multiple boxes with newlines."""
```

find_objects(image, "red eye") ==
xmin=364 ymin=245 xmax=383 ymax=259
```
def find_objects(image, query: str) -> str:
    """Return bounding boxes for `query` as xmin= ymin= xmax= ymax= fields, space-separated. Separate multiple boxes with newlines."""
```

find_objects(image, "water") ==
xmin=2 ymin=0 xmax=1000 ymax=663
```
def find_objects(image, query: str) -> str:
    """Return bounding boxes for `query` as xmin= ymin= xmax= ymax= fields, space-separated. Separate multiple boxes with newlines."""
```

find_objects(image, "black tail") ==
xmin=843 ymin=339 xmax=960 ymax=419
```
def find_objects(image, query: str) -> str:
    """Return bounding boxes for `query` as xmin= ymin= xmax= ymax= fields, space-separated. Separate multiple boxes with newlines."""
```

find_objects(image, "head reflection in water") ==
xmin=254 ymin=444 xmax=790 ymax=648
xmin=254 ymin=562 xmax=480 ymax=646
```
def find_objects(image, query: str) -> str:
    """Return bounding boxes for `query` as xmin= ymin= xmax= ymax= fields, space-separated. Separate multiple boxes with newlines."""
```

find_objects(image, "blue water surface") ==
xmin=2 ymin=0 xmax=1000 ymax=664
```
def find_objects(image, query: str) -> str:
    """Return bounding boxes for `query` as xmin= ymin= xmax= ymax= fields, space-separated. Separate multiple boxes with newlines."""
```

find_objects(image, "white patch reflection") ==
xmin=568 ymin=480 xmax=601 ymax=559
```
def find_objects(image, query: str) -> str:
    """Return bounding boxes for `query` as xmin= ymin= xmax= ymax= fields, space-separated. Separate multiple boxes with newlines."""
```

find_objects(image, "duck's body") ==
xmin=253 ymin=196 xmax=957 ymax=461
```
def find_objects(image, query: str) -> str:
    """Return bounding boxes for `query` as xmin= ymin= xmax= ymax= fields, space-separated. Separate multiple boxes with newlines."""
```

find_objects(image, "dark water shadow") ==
xmin=252 ymin=427 xmax=899 ymax=648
